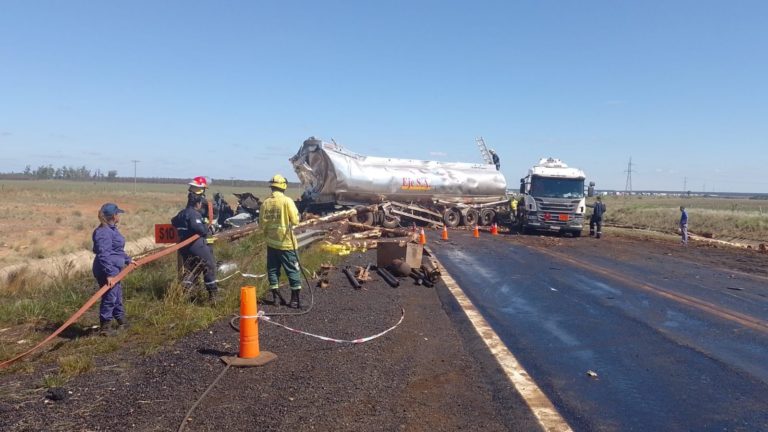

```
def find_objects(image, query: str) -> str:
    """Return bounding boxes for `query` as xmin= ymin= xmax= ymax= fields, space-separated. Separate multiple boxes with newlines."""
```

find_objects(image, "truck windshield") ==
xmin=530 ymin=176 xmax=585 ymax=198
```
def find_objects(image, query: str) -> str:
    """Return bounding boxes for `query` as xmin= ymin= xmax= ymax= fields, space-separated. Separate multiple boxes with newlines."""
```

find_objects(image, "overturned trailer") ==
xmin=290 ymin=137 xmax=511 ymax=227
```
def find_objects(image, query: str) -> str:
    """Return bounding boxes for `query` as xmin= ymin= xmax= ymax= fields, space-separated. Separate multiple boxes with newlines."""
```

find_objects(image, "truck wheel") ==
xmin=478 ymin=209 xmax=495 ymax=226
xmin=443 ymin=208 xmax=461 ymax=228
xmin=461 ymin=208 xmax=479 ymax=227
xmin=349 ymin=206 xmax=374 ymax=226
xmin=382 ymin=215 xmax=400 ymax=228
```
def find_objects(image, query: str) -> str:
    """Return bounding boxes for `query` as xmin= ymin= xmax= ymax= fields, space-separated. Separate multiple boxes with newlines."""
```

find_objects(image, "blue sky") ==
xmin=1 ymin=1 xmax=766 ymax=192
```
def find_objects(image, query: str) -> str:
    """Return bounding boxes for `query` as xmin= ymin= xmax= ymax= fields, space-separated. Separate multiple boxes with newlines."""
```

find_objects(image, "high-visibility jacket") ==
xmin=261 ymin=190 xmax=300 ymax=250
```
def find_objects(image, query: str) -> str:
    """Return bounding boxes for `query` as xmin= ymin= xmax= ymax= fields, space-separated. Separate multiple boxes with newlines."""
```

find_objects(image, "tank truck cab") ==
xmin=518 ymin=157 xmax=594 ymax=237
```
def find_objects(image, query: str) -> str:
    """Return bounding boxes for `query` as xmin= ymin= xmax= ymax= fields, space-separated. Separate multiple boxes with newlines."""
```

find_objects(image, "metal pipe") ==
xmin=376 ymin=267 xmax=400 ymax=287
xmin=342 ymin=267 xmax=362 ymax=290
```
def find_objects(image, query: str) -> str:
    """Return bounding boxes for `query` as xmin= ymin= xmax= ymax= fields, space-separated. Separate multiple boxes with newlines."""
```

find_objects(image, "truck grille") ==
xmin=535 ymin=199 xmax=582 ymax=226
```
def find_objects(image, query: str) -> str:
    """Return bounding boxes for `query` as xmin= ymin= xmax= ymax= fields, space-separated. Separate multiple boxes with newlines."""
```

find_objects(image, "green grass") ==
xmin=0 ymin=229 xmax=336 ymax=387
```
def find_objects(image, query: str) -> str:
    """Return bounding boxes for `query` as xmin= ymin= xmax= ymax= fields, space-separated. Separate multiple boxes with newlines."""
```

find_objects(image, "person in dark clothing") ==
xmin=679 ymin=206 xmax=689 ymax=246
xmin=489 ymin=149 xmax=500 ymax=171
xmin=587 ymin=196 xmax=607 ymax=238
xmin=92 ymin=202 xmax=132 ymax=335
xmin=175 ymin=194 xmax=219 ymax=303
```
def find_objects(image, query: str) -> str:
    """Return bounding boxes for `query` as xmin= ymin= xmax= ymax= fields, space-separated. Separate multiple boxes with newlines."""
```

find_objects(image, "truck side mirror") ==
xmin=587 ymin=181 xmax=595 ymax=197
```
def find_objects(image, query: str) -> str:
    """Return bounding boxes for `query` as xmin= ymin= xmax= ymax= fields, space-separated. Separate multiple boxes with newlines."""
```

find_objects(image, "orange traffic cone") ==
xmin=441 ymin=226 xmax=449 ymax=241
xmin=221 ymin=286 xmax=277 ymax=367
xmin=473 ymin=225 xmax=480 ymax=238
xmin=491 ymin=223 xmax=498 ymax=236
xmin=419 ymin=228 xmax=427 ymax=245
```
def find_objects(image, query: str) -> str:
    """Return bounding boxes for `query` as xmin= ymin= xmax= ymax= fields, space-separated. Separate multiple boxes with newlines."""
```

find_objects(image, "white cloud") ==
xmin=430 ymin=151 xmax=447 ymax=157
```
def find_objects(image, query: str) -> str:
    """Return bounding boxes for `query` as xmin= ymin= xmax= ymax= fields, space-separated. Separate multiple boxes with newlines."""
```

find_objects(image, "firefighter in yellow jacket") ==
xmin=261 ymin=174 xmax=303 ymax=308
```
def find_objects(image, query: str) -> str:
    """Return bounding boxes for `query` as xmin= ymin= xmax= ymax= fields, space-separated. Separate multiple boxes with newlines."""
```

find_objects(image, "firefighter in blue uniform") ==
xmin=175 ymin=193 xmax=219 ymax=303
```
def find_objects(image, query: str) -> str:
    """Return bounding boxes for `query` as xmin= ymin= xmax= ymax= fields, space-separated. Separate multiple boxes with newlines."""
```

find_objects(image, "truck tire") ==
xmin=443 ymin=208 xmax=461 ymax=228
xmin=478 ymin=208 xmax=495 ymax=226
xmin=382 ymin=215 xmax=400 ymax=228
xmin=461 ymin=208 xmax=479 ymax=227
xmin=349 ymin=206 xmax=374 ymax=226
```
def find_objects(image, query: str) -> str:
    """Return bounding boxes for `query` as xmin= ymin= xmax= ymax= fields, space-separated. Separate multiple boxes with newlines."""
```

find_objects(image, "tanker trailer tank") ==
xmin=290 ymin=136 xmax=510 ymax=228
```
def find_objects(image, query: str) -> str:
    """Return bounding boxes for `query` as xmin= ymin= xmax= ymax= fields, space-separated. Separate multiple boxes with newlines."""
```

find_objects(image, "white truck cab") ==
xmin=518 ymin=158 xmax=594 ymax=236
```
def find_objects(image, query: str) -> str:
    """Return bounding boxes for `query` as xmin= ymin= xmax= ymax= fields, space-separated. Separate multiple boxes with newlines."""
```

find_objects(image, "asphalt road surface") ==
xmin=430 ymin=230 xmax=768 ymax=432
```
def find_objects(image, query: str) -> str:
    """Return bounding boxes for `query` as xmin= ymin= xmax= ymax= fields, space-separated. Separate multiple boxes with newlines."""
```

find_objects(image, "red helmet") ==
xmin=188 ymin=176 xmax=209 ymax=188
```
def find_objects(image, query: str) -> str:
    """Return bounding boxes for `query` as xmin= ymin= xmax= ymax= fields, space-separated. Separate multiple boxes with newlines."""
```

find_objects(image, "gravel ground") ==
xmin=0 ymin=249 xmax=542 ymax=432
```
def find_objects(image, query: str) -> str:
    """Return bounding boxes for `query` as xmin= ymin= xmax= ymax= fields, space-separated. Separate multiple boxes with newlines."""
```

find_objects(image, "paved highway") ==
xmin=432 ymin=231 xmax=768 ymax=431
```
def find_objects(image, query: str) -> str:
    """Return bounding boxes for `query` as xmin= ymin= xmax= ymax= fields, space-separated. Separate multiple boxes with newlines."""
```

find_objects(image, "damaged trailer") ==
xmin=290 ymin=137 xmax=511 ymax=228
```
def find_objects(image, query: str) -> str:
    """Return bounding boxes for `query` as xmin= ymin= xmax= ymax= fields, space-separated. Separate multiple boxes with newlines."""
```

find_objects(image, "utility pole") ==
xmin=624 ymin=156 xmax=635 ymax=196
xmin=131 ymin=160 xmax=140 ymax=194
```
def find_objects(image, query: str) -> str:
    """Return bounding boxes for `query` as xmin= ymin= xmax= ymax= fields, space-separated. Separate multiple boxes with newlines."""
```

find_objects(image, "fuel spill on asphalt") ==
xmin=430 ymin=230 xmax=768 ymax=432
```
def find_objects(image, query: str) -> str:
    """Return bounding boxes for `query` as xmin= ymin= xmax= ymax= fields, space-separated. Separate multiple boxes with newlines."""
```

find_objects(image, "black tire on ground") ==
xmin=478 ymin=209 xmax=495 ymax=226
xmin=443 ymin=208 xmax=461 ymax=228
xmin=572 ymin=230 xmax=582 ymax=238
xmin=349 ymin=206 xmax=374 ymax=226
xmin=461 ymin=208 xmax=479 ymax=227
xmin=382 ymin=215 xmax=400 ymax=228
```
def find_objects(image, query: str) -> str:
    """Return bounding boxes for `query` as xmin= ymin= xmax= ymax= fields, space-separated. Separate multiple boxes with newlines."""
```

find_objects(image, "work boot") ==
xmin=99 ymin=320 xmax=115 ymax=336
xmin=116 ymin=318 xmax=130 ymax=332
xmin=207 ymin=290 xmax=220 ymax=305
xmin=596 ymin=232 xmax=602 ymax=239
xmin=270 ymin=288 xmax=287 ymax=306
xmin=589 ymin=230 xmax=595 ymax=237
xmin=289 ymin=290 xmax=301 ymax=309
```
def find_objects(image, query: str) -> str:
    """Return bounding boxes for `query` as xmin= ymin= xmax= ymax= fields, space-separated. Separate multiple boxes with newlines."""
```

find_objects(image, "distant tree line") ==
xmin=19 ymin=164 xmax=118 ymax=180
xmin=0 ymin=165 xmax=287 ymax=188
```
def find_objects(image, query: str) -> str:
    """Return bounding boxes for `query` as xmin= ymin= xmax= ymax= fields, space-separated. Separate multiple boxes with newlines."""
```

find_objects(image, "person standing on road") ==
xmin=174 ymin=193 xmax=219 ymax=303
xmin=680 ymin=206 xmax=689 ymax=246
xmin=92 ymin=203 xmax=132 ymax=335
xmin=261 ymin=174 xmax=303 ymax=308
xmin=587 ymin=196 xmax=607 ymax=238
xmin=510 ymin=197 xmax=518 ymax=223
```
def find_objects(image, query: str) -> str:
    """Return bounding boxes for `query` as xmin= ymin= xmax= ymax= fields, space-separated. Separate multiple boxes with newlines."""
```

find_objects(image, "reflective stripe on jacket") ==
xmin=261 ymin=190 xmax=299 ymax=250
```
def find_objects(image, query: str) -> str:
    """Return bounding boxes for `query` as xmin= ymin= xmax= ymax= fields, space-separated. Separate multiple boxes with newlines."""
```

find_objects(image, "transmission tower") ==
xmin=624 ymin=156 xmax=635 ymax=195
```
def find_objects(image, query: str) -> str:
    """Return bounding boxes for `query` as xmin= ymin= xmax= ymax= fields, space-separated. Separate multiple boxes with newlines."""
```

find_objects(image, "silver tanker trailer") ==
xmin=290 ymin=136 xmax=511 ymax=228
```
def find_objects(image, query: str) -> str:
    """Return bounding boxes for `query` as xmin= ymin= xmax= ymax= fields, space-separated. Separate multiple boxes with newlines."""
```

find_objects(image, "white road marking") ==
xmin=429 ymin=247 xmax=573 ymax=432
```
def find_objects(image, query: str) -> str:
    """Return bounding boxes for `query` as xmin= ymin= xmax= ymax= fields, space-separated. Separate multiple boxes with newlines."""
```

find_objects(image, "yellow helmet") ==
xmin=269 ymin=174 xmax=288 ymax=190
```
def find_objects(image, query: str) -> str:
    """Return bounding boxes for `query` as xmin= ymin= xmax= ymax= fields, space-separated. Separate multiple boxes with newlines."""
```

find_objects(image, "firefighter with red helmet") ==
xmin=187 ymin=176 xmax=215 ymax=242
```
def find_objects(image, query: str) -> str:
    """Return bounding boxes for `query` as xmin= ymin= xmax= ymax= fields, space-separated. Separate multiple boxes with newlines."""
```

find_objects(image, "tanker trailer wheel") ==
xmin=443 ymin=208 xmax=461 ymax=228
xmin=478 ymin=208 xmax=495 ymax=226
xmin=349 ymin=206 xmax=374 ymax=226
xmin=461 ymin=208 xmax=479 ymax=227
xmin=382 ymin=214 xmax=400 ymax=228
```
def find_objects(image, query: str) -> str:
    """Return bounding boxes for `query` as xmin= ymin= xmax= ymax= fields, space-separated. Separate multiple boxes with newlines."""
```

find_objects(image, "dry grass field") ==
xmin=0 ymin=180 xmax=274 ymax=268
xmin=601 ymin=195 xmax=768 ymax=243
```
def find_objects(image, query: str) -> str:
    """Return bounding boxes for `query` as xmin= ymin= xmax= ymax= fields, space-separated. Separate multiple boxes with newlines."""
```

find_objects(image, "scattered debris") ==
xmin=726 ymin=287 xmax=744 ymax=291
xmin=44 ymin=388 xmax=70 ymax=401
xmin=586 ymin=370 xmax=599 ymax=379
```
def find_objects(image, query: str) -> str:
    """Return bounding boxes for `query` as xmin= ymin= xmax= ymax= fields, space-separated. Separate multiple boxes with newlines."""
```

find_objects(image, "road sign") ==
xmin=154 ymin=224 xmax=178 ymax=244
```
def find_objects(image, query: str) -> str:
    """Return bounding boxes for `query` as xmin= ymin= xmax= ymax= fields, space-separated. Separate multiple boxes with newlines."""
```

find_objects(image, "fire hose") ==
xmin=0 ymin=235 xmax=200 ymax=369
